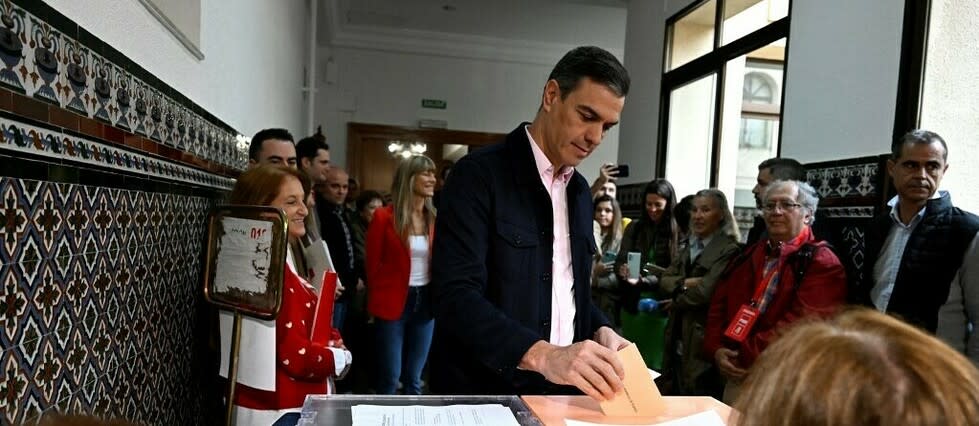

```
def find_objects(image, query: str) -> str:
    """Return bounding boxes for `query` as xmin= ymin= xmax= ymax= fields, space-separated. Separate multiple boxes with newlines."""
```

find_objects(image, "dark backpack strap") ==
xmin=790 ymin=241 xmax=830 ymax=291
xmin=719 ymin=242 xmax=752 ymax=280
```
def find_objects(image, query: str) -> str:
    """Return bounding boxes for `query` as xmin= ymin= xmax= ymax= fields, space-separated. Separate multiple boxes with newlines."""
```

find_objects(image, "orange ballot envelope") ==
xmin=599 ymin=343 xmax=667 ymax=417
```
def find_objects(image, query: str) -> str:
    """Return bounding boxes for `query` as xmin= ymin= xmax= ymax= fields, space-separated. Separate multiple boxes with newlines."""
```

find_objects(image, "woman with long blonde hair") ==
xmin=366 ymin=155 xmax=438 ymax=394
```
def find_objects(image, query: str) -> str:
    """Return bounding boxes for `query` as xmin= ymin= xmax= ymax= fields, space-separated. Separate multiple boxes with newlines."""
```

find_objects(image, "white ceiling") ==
xmin=319 ymin=0 xmax=629 ymax=52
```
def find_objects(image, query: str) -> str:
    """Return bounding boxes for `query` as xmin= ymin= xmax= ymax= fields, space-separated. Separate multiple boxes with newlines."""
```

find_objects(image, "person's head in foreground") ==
xmin=732 ymin=308 xmax=979 ymax=426
xmin=230 ymin=165 xmax=310 ymax=241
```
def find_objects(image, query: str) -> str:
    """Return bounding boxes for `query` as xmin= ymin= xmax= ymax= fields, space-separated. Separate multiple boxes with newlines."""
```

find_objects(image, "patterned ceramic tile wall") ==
xmin=805 ymin=155 xmax=890 ymax=285
xmin=0 ymin=1 xmax=241 ymax=424
xmin=0 ymin=176 xmax=210 ymax=425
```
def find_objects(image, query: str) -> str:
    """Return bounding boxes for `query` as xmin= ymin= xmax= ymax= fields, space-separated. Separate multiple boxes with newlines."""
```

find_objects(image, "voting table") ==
xmin=281 ymin=394 xmax=730 ymax=425
xmin=291 ymin=395 xmax=542 ymax=425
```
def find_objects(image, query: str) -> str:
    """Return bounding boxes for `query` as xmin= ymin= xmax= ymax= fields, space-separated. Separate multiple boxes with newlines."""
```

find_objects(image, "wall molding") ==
xmin=323 ymin=0 xmax=624 ymax=66
xmin=135 ymin=0 xmax=205 ymax=61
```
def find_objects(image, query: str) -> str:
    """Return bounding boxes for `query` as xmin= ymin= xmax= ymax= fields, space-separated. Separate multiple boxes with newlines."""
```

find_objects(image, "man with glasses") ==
xmin=857 ymin=130 xmax=979 ymax=365
xmin=704 ymin=179 xmax=846 ymax=403
xmin=746 ymin=158 xmax=806 ymax=246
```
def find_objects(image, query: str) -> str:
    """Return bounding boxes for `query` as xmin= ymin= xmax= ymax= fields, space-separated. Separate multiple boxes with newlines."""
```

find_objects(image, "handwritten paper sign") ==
xmin=214 ymin=217 xmax=273 ymax=294
xmin=203 ymin=206 xmax=288 ymax=320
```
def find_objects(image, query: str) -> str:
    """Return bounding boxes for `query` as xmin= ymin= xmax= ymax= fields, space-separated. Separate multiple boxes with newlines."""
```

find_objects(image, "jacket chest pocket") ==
xmin=493 ymin=220 xmax=540 ymax=282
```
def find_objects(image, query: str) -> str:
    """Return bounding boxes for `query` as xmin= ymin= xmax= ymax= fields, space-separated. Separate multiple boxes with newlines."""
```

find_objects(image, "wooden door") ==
xmin=347 ymin=123 xmax=504 ymax=194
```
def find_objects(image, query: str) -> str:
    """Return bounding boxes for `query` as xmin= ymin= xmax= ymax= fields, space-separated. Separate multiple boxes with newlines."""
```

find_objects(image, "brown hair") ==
xmin=229 ymin=165 xmax=311 ymax=275
xmin=230 ymin=165 xmax=310 ymax=205
xmin=732 ymin=308 xmax=979 ymax=426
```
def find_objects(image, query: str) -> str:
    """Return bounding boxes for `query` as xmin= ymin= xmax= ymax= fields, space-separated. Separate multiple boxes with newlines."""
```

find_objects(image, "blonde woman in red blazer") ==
xmin=366 ymin=155 xmax=437 ymax=394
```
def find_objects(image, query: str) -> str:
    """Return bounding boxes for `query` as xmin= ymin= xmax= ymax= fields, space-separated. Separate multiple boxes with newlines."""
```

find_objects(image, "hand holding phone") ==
xmin=627 ymin=252 xmax=641 ymax=280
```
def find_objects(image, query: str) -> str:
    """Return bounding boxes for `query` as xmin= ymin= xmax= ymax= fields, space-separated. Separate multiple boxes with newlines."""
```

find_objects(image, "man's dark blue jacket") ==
xmin=429 ymin=123 xmax=611 ymax=395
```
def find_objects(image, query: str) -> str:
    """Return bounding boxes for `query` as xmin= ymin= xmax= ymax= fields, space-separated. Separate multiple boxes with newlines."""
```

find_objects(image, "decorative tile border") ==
xmin=806 ymin=162 xmax=880 ymax=199
xmin=820 ymin=206 xmax=876 ymax=219
xmin=0 ymin=0 xmax=246 ymax=172
xmin=0 ymin=116 xmax=234 ymax=190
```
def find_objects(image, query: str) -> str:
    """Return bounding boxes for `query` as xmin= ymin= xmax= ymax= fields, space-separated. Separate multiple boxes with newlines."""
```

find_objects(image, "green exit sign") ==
xmin=421 ymin=99 xmax=447 ymax=109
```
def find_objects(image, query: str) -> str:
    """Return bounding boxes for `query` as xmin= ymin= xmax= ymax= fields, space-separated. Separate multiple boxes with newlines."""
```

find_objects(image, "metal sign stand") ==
xmin=201 ymin=205 xmax=289 ymax=426
xmin=225 ymin=311 xmax=243 ymax=426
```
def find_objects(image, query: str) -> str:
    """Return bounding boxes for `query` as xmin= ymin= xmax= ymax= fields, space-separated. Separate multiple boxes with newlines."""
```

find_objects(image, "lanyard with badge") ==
xmin=723 ymin=257 xmax=780 ymax=343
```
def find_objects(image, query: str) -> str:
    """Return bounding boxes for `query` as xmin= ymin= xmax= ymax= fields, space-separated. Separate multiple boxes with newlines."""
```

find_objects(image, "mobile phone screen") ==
xmin=616 ymin=164 xmax=630 ymax=178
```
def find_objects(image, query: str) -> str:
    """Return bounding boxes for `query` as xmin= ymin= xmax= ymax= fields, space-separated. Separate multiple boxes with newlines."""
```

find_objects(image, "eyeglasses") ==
xmin=762 ymin=201 xmax=803 ymax=213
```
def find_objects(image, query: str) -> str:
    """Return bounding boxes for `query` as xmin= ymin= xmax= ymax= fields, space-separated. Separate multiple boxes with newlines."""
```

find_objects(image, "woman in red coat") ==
xmin=225 ymin=165 xmax=352 ymax=424
xmin=704 ymin=180 xmax=846 ymax=403
xmin=366 ymin=155 xmax=437 ymax=394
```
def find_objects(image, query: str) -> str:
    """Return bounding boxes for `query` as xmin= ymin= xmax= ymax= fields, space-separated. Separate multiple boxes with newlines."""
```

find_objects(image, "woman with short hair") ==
xmin=704 ymin=180 xmax=846 ymax=403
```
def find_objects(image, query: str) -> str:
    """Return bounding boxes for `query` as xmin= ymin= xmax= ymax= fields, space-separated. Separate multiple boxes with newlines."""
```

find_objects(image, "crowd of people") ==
xmin=220 ymin=46 xmax=979 ymax=424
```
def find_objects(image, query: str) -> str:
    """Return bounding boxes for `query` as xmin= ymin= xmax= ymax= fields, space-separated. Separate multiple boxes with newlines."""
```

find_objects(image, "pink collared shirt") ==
xmin=526 ymin=126 xmax=576 ymax=346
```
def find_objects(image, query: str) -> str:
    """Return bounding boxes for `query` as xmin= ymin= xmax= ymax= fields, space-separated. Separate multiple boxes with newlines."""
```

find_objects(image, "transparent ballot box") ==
xmin=295 ymin=394 xmax=542 ymax=425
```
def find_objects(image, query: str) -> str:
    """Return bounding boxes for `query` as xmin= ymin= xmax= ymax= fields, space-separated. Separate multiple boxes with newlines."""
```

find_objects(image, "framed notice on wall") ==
xmin=203 ymin=205 xmax=289 ymax=319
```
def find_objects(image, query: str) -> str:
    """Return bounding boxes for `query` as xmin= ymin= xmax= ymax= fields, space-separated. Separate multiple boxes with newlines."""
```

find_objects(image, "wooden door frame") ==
xmin=346 ymin=122 xmax=505 ymax=190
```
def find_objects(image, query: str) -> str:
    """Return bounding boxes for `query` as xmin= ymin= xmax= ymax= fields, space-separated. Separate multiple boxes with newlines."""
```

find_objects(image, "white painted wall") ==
xmin=44 ymin=0 xmax=309 ymax=137
xmin=316 ymin=46 xmax=623 ymax=183
xmin=920 ymin=0 xmax=979 ymax=212
xmin=779 ymin=0 xmax=904 ymax=162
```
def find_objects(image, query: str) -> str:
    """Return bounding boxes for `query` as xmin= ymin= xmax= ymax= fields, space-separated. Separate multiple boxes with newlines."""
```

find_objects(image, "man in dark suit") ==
xmin=430 ymin=46 xmax=631 ymax=400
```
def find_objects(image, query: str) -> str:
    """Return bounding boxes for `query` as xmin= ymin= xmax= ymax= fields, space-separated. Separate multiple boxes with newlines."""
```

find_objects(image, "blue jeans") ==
xmin=333 ymin=300 xmax=348 ymax=331
xmin=374 ymin=286 xmax=434 ymax=395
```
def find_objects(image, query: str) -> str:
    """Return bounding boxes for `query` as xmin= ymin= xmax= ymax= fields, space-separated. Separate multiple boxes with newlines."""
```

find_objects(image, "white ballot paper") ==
xmin=351 ymin=404 xmax=520 ymax=426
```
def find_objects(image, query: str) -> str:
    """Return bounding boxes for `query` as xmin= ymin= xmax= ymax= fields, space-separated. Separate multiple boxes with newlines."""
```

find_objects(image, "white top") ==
xmin=408 ymin=235 xmax=430 ymax=287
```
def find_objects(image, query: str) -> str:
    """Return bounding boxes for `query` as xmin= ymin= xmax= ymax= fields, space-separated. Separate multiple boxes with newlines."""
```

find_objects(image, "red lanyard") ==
xmin=748 ymin=227 xmax=812 ymax=306
xmin=749 ymin=258 xmax=780 ymax=307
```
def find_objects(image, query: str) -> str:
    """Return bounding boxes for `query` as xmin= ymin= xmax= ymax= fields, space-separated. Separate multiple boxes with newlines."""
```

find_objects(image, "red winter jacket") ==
xmin=366 ymin=205 xmax=434 ymax=320
xmin=703 ymin=229 xmax=847 ymax=368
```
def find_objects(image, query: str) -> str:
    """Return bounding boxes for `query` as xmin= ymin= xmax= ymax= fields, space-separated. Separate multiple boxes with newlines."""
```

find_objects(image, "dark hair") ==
xmin=892 ymin=129 xmax=948 ymax=160
xmin=295 ymin=136 xmax=329 ymax=164
xmin=758 ymin=157 xmax=806 ymax=181
xmin=249 ymin=128 xmax=294 ymax=160
xmin=640 ymin=179 xmax=679 ymax=257
xmin=548 ymin=46 xmax=630 ymax=99
xmin=674 ymin=194 xmax=696 ymax=236
xmin=356 ymin=190 xmax=384 ymax=213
